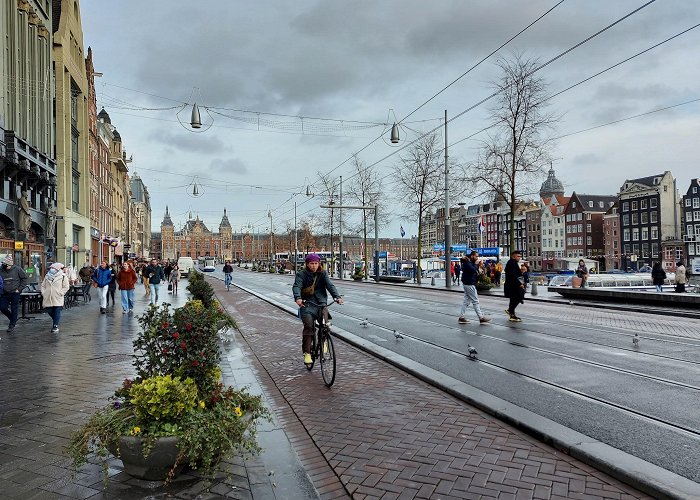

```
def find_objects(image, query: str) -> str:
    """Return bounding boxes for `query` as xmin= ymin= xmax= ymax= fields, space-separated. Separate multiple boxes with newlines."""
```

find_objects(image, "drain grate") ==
xmin=87 ymin=354 xmax=132 ymax=364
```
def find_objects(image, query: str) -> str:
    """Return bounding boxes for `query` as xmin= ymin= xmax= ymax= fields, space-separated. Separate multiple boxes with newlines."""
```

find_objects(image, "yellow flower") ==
xmin=198 ymin=400 xmax=206 ymax=409
xmin=130 ymin=426 xmax=141 ymax=436
xmin=234 ymin=407 xmax=243 ymax=417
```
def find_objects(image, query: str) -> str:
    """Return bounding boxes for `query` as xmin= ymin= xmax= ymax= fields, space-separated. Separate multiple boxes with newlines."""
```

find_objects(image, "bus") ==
xmin=275 ymin=251 xmax=347 ymax=264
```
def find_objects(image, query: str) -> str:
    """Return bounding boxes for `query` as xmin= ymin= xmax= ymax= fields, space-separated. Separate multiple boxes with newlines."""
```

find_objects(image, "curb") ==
xmin=227 ymin=277 xmax=700 ymax=500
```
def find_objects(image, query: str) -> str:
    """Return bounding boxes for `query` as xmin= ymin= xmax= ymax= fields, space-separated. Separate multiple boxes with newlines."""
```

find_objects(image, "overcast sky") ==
xmin=81 ymin=0 xmax=700 ymax=239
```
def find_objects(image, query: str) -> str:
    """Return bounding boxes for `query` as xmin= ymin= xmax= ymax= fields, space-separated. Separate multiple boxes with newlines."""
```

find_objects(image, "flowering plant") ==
xmin=68 ymin=278 xmax=269 ymax=484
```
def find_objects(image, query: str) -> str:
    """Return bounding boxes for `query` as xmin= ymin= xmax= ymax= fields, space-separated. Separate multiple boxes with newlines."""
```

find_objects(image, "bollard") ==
xmin=431 ymin=276 xmax=436 ymax=286
xmin=531 ymin=281 xmax=538 ymax=296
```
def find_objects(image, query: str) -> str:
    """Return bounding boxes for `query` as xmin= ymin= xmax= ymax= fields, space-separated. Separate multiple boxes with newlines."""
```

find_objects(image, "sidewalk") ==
xmin=214 ymin=278 xmax=649 ymax=499
xmin=0 ymin=284 xmax=316 ymax=499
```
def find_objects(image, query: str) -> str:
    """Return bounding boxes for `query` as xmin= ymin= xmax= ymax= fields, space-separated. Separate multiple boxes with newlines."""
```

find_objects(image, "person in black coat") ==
xmin=504 ymin=251 xmax=525 ymax=322
xmin=651 ymin=261 xmax=666 ymax=292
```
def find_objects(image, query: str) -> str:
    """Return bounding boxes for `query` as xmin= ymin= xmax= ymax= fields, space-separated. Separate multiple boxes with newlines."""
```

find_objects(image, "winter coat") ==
xmin=0 ymin=264 xmax=28 ymax=294
xmin=675 ymin=265 xmax=687 ymax=285
xmin=41 ymin=270 xmax=71 ymax=307
xmin=92 ymin=267 xmax=113 ymax=288
xmin=503 ymin=259 xmax=524 ymax=299
xmin=461 ymin=259 xmax=478 ymax=286
xmin=79 ymin=266 xmax=93 ymax=283
xmin=292 ymin=269 xmax=340 ymax=306
xmin=116 ymin=268 xmax=138 ymax=290
xmin=651 ymin=267 xmax=666 ymax=286
xmin=144 ymin=264 xmax=165 ymax=284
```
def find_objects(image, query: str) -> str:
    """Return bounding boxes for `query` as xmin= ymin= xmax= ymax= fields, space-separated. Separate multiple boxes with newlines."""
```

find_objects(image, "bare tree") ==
xmin=393 ymin=132 xmax=444 ymax=284
xmin=467 ymin=54 xmax=557 ymax=253
xmin=315 ymin=171 xmax=340 ymax=274
xmin=347 ymin=155 xmax=392 ymax=279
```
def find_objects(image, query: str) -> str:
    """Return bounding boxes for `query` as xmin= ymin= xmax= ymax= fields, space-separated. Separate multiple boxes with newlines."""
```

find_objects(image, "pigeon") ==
xmin=632 ymin=333 xmax=639 ymax=347
xmin=467 ymin=344 xmax=478 ymax=359
xmin=359 ymin=318 xmax=369 ymax=328
xmin=393 ymin=329 xmax=404 ymax=340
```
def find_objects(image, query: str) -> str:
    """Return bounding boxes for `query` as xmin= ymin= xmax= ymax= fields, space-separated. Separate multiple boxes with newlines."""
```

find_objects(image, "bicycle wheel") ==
xmin=319 ymin=328 xmax=336 ymax=387
xmin=305 ymin=328 xmax=317 ymax=371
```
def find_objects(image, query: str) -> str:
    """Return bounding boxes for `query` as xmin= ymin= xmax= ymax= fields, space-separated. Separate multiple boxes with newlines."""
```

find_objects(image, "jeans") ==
xmin=149 ymin=283 xmax=161 ymax=305
xmin=460 ymin=285 xmax=483 ymax=319
xmin=655 ymin=284 xmax=663 ymax=292
xmin=0 ymin=292 xmax=20 ymax=327
xmin=45 ymin=306 xmax=63 ymax=327
xmin=97 ymin=286 xmax=108 ymax=308
xmin=121 ymin=289 xmax=134 ymax=311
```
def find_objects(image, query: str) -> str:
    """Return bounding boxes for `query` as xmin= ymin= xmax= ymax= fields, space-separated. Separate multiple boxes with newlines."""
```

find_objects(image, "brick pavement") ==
xmin=216 ymin=279 xmax=650 ymax=500
xmin=0 ymin=284 xmax=310 ymax=499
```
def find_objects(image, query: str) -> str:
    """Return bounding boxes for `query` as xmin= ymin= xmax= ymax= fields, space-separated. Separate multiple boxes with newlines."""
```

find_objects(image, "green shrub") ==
xmin=186 ymin=276 xmax=215 ymax=308
xmin=129 ymin=375 xmax=198 ymax=422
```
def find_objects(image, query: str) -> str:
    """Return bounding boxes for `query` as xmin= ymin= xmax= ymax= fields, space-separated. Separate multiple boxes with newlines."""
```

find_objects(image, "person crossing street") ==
xmin=457 ymin=251 xmax=490 ymax=325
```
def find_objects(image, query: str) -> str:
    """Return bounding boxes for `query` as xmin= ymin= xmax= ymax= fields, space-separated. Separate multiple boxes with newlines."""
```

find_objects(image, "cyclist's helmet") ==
xmin=305 ymin=254 xmax=321 ymax=263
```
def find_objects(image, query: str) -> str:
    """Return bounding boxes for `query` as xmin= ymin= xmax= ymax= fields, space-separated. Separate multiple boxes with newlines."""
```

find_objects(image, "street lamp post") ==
xmin=268 ymin=210 xmax=273 ymax=261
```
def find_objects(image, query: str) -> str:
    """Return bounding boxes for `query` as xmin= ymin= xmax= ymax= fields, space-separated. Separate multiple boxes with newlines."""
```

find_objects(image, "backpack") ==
xmin=0 ymin=274 xmax=3 ymax=293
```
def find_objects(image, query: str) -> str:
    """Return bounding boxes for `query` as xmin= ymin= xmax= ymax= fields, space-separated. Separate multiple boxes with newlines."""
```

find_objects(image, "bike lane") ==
xmin=216 ymin=279 xmax=649 ymax=500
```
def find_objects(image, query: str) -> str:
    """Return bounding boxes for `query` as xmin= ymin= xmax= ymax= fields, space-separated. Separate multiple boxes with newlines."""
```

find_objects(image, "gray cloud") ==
xmin=209 ymin=158 xmax=248 ymax=175
xmin=572 ymin=153 xmax=603 ymax=165
xmin=149 ymin=129 xmax=227 ymax=154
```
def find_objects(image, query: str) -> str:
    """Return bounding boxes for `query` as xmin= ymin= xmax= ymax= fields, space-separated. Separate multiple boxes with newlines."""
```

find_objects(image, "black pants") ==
xmin=676 ymin=283 xmax=686 ymax=293
xmin=107 ymin=285 xmax=116 ymax=304
xmin=508 ymin=296 xmax=520 ymax=315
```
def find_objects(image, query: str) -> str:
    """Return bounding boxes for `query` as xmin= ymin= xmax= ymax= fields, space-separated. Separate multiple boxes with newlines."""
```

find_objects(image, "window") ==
xmin=651 ymin=243 xmax=659 ymax=256
xmin=613 ymin=241 xmax=618 ymax=249
xmin=633 ymin=244 xmax=639 ymax=255
xmin=588 ymin=201 xmax=593 ymax=208
xmin=695 ymin=211 xmax=700 ymax=222
xmin=599 ymin=201 xmax=604 ymax=208
xmin=578 ymin=224 xmax=582 ymax=232
xmin=688 ymin=225 xmax=694 ymax=236
xmin=578 ymin=237 xmax=583 ymax=245
xmin=623 ymin=214 xmax=630 ymax=225
xmin=623 ymin=202 xmax=629 ymax=212
xmin=632 ymin=228 xmax=639 ymax=241
xmin=642 ymin=243 xmax=649 ymax=258
xmin=695 ymin=198 xmax=700 ymax=209
xmin=72 ymin=171 xmax=80 ymax=211
xmin=641 ymin=227 xmax=648 ymax=240
xmin=578 ymin=213 xmax=583 ymax=221
xmin=587 ymin=224 xmax=592 ymax=233
xmin=572 ymin=201 xmax=577 ymax=208
xmin=641 ymin=212 xmax=648 ymax=224
xmin=587 ymin=236 xmax=592 ymax=245
xmin=650 ymin=211 xmax=658 ymax=223
xmin=586 ymin=213 xmax=592 ymax=220
xmin=623 ymin=229 xmax=630 ymax=241
xmin=624 ymin=244 xmax=631 ymax=254
xmin=632 ymin=201 xmax=638 ymax=210
xmin=632 ymin=213 xmax=639 ymax=225
xmin=651 ymin=227 xmax=659 ymax=239
xmin=685 ymin=199 xmax=691 ymax=207
xmin=640 ymin=199 xmax=647 ymax=209
xmin=650 ymin=198 xmax=657 ymax=208
xmin=694 ymin=187 xmax=698 ymax=194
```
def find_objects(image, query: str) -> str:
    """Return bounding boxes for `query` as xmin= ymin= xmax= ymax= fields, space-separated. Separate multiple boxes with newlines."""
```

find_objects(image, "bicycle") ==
xmin=224 ymin=272 xmax=233 ymax=291
xmin=303 ymin=299 xmax=340 ymax=387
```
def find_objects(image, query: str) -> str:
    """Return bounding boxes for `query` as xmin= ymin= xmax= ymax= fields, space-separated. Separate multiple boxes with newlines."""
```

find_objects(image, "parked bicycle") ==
xmin=303 ymin=299 xmax=340 ymax=387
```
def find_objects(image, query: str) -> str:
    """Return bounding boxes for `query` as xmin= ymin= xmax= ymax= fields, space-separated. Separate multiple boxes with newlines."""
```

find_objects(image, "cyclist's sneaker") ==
xmin=303 ymin=352 xmax=312 ymax=364
xmin=479 ymin=316 xmax=491 ymax=324
xmin=458 ymin=317 xmax=469 ymax=324
xmin=508 ymin=315 xmax=522 ymax=322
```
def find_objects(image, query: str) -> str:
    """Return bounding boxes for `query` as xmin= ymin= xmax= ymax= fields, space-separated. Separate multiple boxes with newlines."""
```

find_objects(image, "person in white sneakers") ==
xmin=458 ymin=251 xmax=491 ymax=325
xmin=41 ymin=262 xmax=71 ymax=333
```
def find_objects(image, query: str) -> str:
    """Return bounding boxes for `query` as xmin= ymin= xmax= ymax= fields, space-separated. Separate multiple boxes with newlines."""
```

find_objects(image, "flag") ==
xmin=400 ymin=225 xmax=405 ymax=237
xmin=477 ymin=216 xmax=486 ymax=233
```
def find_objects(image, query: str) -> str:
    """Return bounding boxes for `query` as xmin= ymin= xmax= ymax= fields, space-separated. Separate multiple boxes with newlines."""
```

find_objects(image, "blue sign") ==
xmin=432 ymin=245 xmax=499 ymax=257
xmin=378 ymin=251 xmax=388 ymax=258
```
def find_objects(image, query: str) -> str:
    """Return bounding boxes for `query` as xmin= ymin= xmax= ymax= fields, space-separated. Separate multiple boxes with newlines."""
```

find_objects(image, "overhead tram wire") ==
xmin=398 ymin=0 xmax=567 ymax=124
xmin=260 ymin=0 xmax=572 ymax=225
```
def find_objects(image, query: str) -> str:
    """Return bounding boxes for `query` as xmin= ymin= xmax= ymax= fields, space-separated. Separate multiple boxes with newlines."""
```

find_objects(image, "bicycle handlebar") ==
xmin=301 ymin=297 xmax=342 ymax=308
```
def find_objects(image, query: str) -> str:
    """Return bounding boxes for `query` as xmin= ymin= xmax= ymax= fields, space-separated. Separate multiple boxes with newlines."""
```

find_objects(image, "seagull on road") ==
xmin=393 ymin=329 xmax=403 ymax=340
xmin=359 ymin=318 xmax=369 ymax=328
xmin=467 ymin=344 xmax=478 ymax=359
xmin=632 ymin=333 xmax=639 ymax=347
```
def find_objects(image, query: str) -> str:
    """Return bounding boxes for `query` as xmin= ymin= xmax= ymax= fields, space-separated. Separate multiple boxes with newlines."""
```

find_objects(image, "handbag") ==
xmin=167 ymin=283 xmax=173 ymax=291
xmin=301 ymin=275 xmax=317 ymax=297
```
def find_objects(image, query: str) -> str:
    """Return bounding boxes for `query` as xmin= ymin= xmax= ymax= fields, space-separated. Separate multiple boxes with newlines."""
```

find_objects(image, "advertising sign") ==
xmin=693 ymin=257 xmax=700 ymax=275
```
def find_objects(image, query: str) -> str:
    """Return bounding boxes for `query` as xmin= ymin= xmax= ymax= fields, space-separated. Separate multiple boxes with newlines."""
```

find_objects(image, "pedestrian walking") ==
xmin=107 ymin=263 xmax=118 ymax=307
xmin=674 ymin=261 xmax=687 ymax=293
xmin=651 ymin=261 xmax=666 ymax=292
xmin=78 ymin=263 xmax=93 ymax=300
xmin=494 ymin=261 xmax=503 ymax=287
xmin=504 ymin=250 xmax=525 ymax=322
xmin=169 ymin=264 xmax=180 ymax=294
xmin=458 ymin=252 xmax=490 ymax=325
xmin=92 ymin=261 xmax=113 ymax=314
xmin=141 ymin=262 xmax=150 ymax=297
xmin=0 ymin=254 xmax=27 ymax=332
xmin=164 ymin=262 xmax=172 ymax=283
xmin=41 ymin=262 xmax=71 ymax=333
xmin=116 ymin=261 xmax=138 ymax=313
xmin=453 ymin=261 xmax=461 ymax=285
xmin=144 ymin=258 xmax=165 ymax=305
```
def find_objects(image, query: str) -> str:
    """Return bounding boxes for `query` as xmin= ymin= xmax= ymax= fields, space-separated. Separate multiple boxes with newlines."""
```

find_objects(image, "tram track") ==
xmin=331 ymin=306 xmax=700 ymax=439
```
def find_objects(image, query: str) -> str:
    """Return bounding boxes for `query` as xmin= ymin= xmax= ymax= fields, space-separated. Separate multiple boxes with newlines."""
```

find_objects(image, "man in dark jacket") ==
xmin=458 ymin=252 xmax=490 ymax=325
xmin=292 ymin=254 xmax=343 ymax=365
xmin=144 ymin=259 xmax=165 ymax=305
xmin=504 ymin=251 xmax=525 ymax=322
xmin=0 ymin=254 xmax=28 ymax=332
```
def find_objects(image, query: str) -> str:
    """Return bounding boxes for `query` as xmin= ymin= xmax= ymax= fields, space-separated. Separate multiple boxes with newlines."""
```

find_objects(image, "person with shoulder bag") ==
xmin=675 ymin=261 xmax=687 ymax=293
xmin=42 ymin=263 xmax=71 ymax=333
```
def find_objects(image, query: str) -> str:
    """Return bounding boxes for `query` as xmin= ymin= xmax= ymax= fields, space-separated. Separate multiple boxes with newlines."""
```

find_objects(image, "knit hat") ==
xmin=305 ymin=253 xmax=321 ymax=263
xmin=50 ymin=262 xmax=65 ymax=270
xmin=2 ymin=254 xmax=13 ymax=266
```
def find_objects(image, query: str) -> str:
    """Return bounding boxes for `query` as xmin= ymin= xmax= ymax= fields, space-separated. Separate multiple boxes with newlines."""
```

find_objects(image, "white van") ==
xmin=177 ymin=257 xmax=195 ymax=278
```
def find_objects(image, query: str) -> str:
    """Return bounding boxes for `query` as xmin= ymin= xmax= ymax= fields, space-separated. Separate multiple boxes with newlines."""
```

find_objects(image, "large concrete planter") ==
xmin=109 ymin=436 xmax=183 ymax=481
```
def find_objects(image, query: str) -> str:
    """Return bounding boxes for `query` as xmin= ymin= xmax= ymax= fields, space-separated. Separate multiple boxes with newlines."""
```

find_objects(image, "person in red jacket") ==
xmin=116 ymin=261 xmax=138 ymax=313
